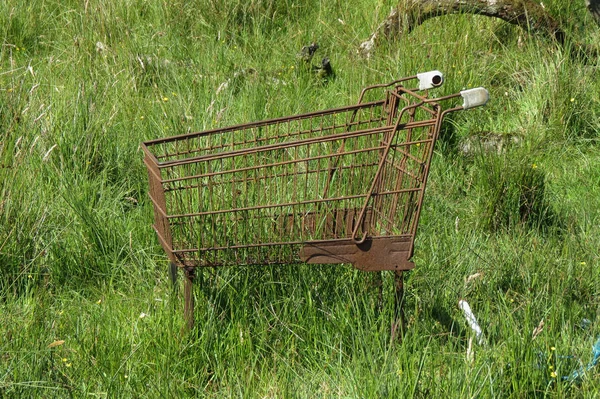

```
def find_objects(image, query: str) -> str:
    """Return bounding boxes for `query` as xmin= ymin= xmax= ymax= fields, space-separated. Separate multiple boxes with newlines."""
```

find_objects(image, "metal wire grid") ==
xmin=143 ymin=85 xmax=443 ymax=267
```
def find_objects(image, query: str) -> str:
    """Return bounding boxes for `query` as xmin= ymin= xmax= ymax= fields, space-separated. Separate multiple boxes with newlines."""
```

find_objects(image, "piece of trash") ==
xmin=312 ymin=57 xmax=334 ymax=81
xmin=95 ymin=41 xmax=107 ymax=52
xmin=459 ymin=300 xmax=484 ymax=345
xmin=297 ymin=42 xmax=319 ymax=64
xmin=139 ymin=312 xmax=148 ymax=319
xmin=48 ymin=340 xmax=65 ymax=348
xmin=358 ymin=35 xmax=375 ymax=58
xmin=579 ymin=318 xmax=592 ymax=330
xmin=532 ymin=319 xmax=544 ymax=340
xmin=563 ymin=336 xmax=600 ymax=382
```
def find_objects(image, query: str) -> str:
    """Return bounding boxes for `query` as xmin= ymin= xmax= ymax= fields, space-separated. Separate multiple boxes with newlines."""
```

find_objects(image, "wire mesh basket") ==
xmin=142 ymin=71 xmax=488 ymax=273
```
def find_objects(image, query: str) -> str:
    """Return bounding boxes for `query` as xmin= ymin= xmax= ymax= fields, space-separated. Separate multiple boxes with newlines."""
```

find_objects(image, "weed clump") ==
xmin=472 ymin=154 xmax=560 ymax=233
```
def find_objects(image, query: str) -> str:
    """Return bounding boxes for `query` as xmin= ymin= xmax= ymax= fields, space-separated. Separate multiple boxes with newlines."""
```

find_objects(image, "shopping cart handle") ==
xmin=460 ymin=87 xmax=489 ymax=109
xmin=416 ymin=70 xmax=444 ymax=90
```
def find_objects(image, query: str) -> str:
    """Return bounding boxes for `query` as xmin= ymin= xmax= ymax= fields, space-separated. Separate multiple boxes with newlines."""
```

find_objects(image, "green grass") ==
xmin=1 ymin=0 xmax=599 ymax=397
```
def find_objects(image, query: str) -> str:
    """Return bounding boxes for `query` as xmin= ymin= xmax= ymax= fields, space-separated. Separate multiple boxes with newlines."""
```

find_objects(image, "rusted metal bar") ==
xmin=142 ymin=100 xmax=387 ymax=148
xmin=183 ymin=267 xmax=195 ymax=332
xmin=166 ymin=189 xmax=421 ymax=220
xmin=169 ymin=262 xmax=178 ymax=292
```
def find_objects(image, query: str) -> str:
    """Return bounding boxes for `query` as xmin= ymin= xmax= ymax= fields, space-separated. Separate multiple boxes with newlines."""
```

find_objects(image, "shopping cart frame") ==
xmin=142 ymin=71 xmax=488 ymax=332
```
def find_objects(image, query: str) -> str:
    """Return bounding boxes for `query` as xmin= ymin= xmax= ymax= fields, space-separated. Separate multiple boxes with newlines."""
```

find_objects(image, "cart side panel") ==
xmin=144 ymin=154 xmax=176 ymax=263
xmin=160 ymin=125 xmax=395 ymax=266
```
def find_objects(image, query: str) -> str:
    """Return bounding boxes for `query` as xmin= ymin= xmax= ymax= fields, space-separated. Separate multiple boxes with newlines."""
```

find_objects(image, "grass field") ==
xmin=1 ymin=0 xmax=599 ymax=397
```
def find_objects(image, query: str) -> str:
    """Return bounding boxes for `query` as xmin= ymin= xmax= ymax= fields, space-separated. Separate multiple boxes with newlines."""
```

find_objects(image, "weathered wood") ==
xmin=587 ymin=0 xmax=600 ymax=26
xmin=360 ymin=0 xmax=596 ymax=57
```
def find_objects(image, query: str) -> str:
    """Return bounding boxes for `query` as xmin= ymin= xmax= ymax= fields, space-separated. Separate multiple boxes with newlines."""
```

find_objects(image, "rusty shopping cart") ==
xmin=142 ymin=71 xmax=489 ymax=331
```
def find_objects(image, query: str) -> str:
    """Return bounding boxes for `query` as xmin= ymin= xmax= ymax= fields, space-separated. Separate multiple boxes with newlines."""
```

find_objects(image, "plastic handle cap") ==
xmin=416 ymin=70 xmax=444 ymax=90
xmin=460 ymin=87 xmax=489 ymax=109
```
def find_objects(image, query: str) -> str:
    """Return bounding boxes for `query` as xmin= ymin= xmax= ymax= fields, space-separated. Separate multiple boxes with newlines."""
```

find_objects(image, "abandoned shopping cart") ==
xmin=142 ymin=71 xmax=489 ymax=330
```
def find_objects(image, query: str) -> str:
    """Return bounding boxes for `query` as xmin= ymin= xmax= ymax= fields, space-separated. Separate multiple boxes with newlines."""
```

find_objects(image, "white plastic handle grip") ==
xmin=416 ymin=70 xmax=444 ymax=90
xmin=460 ymin=87 xmax=489 ymax=109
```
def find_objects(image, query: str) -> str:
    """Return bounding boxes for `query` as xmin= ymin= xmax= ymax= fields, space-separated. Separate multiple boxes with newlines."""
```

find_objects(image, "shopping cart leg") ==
xmin=392 ymin=270 xmax=405 ymax=340
xmin=169 ymin=262 xmax=178 ymax=292
xmin=183 ymin=267 xmax=195 ymax=332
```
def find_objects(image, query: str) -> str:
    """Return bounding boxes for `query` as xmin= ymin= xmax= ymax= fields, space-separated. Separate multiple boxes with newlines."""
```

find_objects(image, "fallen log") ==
xmin=587 ymin=0 xmax=600 ymax=26
xmin=360 ymin=0 xmax=597 ymax=58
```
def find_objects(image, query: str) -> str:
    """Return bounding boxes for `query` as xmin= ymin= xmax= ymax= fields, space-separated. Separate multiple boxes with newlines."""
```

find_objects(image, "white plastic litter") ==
xmin=459 ymin=299 xmax=484 ymax=345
